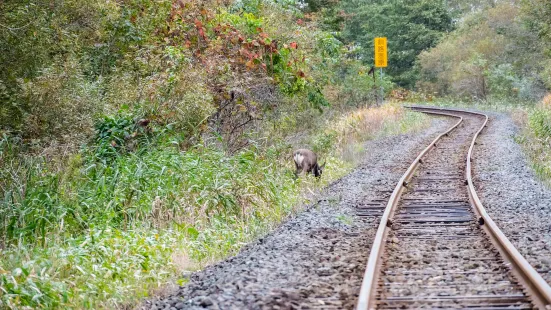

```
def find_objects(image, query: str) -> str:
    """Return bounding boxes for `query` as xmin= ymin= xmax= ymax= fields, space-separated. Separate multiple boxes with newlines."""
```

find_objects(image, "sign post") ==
xmin=374 ymin=37 xmax=387 ymax=105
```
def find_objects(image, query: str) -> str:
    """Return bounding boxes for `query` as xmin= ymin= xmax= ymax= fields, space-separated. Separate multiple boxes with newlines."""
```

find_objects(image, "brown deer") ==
xmin=293 ymin=149 xmax=325 ymax=178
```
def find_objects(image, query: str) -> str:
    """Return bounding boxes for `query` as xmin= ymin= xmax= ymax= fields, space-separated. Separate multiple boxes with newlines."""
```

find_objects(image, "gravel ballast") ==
xmin=473 ymin=112 xmax=551 ymax=284
xmin=139 ymin=117 xmax=452 ymax=310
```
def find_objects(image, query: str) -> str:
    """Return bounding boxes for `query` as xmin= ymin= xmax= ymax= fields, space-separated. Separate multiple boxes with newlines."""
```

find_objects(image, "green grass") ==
xmin=0 ymin=104 xmax=430 ymax=309
xmin=0 ymin=141 xmax=310 ymax=308
xmin=516 ymin=107 xmax=551 ymax=184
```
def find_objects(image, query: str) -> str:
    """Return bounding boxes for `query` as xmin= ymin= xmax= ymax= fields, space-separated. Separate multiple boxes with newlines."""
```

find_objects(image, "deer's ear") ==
xmin=320 ymin=161 xmax=326 ymax=169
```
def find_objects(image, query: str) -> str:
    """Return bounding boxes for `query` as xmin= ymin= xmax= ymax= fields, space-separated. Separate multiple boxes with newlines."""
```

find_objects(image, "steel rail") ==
xmin=356 ymin=106 xmax=551 ymax=310
xmin=412 ymin=106 xmax=551 ymax=309
xmin=356 ymin=110 xmax=464 ymax=310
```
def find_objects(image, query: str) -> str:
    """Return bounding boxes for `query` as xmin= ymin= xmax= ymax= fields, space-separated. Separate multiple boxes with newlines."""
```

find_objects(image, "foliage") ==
xmin=515 ymin=97 xmax=551 ymax=184
xmin=341 ymin=0 xmax=454 ymax=88
xmin=337 ymin=65 xmax=394 ymax=107
xmin=0 ymin=0 xmax=333 ymax=146
xmin=1 ymin=228 xmax=178 ymax=309
xmin=528 ymin=108 xmax=551 ymax=139
xmin=521 ymin=0 xmax=551 ymax=46
xmin=418 ymin=2 xmax=547 ymax=101
xmin=445 ymin=0 xmax=501 ymax=17
xmin=521 ymin=0 xmax=551 ymax=90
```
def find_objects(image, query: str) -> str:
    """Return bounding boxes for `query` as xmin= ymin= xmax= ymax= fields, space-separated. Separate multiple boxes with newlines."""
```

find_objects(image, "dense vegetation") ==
xmin=418 ymin=0 xmax=551 ymax=101
xmin=340 ymin=0 xmax=454 ymax=87
xmin=2 ymin=0 xmax=551 ymax=308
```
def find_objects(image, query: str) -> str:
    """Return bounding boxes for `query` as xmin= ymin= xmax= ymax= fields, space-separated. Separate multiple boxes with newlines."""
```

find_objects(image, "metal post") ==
xmin=380 ymin=68 xmax=384 ymax=104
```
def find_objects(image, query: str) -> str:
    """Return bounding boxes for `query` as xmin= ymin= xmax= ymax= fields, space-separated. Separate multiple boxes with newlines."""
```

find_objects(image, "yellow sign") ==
xmin=374 ymin=37 xmax=388 ymax=68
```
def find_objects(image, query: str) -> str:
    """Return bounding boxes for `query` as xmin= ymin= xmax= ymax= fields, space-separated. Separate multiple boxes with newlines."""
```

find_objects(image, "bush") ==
xmin=529 ymin=108 xmax=551 ymax=139
xmin=18 ymin=57 xmax=103 ymax=142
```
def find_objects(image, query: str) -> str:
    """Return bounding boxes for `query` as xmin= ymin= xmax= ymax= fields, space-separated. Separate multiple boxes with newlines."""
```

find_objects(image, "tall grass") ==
xmin=1 ymin=140 xmax=304 ymax=308
xmin=0 ymin=104 xmax=429 ymax=309
xmin=515 ymin=94 xmax=551 ymax=183
xmin=312 ymin=103 xmax=430 ymax=163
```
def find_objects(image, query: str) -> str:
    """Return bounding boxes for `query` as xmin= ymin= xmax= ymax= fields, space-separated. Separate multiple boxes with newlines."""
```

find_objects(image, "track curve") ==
xmin=356 ymin=106 xmax=551 ymax=310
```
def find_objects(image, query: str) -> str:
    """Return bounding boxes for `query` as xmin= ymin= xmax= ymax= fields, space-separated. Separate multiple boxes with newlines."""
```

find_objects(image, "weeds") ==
xmin=312 ymin=103 xmax=430 ymax=164
xmin=515 ymin=97 xmax=551 ymax=184
xmin=335 ymin=214 xmax=353 ymax=226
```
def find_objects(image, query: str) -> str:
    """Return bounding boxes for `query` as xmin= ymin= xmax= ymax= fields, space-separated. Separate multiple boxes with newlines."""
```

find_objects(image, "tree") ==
xmin=521 ymin=0 xmax=551 ymax=89
xmin=418 ymin=3 xmax=547 ymax=100
xmin=341 ymin=0 xmax=454 ymax=88
xmin=521 ymin=0 xmax=551 ymax=45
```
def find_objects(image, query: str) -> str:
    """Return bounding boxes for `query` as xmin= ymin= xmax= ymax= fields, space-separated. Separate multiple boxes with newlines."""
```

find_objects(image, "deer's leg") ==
xmin=294 ymin=163 xmax=302 ymax=178
xmin=313 ymin=165 xmax=321 ymax=178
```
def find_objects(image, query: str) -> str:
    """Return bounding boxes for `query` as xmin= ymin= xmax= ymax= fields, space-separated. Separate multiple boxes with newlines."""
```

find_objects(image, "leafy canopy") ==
xmin=341 ymin=0 xmax=454 ymax=88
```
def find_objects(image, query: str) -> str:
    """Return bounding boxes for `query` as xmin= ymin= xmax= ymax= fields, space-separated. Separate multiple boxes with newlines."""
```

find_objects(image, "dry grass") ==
xmin=539 ymin=93 xmax=551 ymax=108
xmin=510 ymin=108 xmax=528 ymax=127
xmin=319 ymin=103 xmax=430 ymax=164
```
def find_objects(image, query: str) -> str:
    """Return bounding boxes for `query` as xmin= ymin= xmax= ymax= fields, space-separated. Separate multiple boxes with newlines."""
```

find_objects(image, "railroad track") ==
xmin=356 ymin=107 xmax=551 ymax=310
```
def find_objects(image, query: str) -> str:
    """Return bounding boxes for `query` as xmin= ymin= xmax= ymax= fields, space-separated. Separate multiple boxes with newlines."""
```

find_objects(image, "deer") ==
xmin=293 ymin=149 xmax=325 ymax=178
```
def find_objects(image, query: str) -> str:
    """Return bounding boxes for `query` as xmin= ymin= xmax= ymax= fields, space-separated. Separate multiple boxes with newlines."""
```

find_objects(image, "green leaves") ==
xmin=1 ymin=227 xmax=178 ymax=309
xmin=529 ymin=109 xmax=551 ymax=139
xmin=418 ymin=2 xmax=549 ymax=100
xmin=341 ymin=0 xmax=454 ymax=88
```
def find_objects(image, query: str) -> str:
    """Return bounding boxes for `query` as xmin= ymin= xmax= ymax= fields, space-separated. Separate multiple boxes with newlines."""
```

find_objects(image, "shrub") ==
xmin=18 ymin=57 xmax=103 ymax=143
xmin=529 ymin=107 xmax=551 ymax=139
xmin=541 ymin=93 xmax=551 ymax=107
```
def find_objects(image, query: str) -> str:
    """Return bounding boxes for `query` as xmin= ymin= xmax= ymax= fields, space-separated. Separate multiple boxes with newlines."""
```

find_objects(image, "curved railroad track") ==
xmin=356 ymin=107 xmax=551 ymax=310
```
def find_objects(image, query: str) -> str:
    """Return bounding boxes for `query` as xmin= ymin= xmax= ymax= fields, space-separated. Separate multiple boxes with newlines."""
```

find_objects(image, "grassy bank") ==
xmin=0 ymin=104 xmax=429 ymax=309
xmin=514 ymin=95 xmax=551 ymax=184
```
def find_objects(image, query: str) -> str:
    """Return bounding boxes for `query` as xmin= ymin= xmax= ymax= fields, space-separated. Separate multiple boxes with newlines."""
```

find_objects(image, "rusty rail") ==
xmin=356 ymin=109 xmax=463 ymax=310
xmin=356 ymin=106 xmax=551 ymax=310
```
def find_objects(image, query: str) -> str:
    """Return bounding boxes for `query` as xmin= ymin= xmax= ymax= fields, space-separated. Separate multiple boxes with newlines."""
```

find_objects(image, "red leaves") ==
xmin=269 ymin=40 xmax=278 ymax=53
xmin=194 ymin=19 xmax=207 ymax=40
xmin=245 ymin=60 xmax=255 ymax=69
xmin=198 ymin=27 xmax=206 ymax=40
xmin=239 ymin=48 xmax=252 ymax=59
xmin=160 ymin=4 xmax=303 ymax=75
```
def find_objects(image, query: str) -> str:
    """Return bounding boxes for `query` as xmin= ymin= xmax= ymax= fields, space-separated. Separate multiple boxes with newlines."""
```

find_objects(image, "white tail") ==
xmin=293 ymin=149 xmax=325 ymax=178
